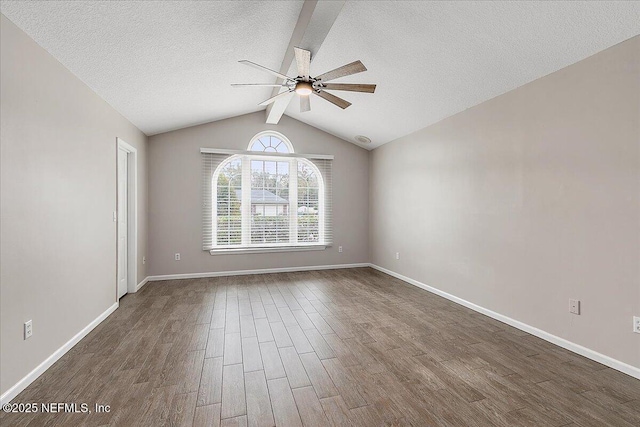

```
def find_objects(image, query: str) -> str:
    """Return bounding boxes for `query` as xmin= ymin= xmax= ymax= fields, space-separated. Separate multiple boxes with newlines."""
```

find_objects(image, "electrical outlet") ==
xmin=633 ymin=316 xmax=640 ymax=334
xmin=569 ymin=299 xmax=580 ymax=315
xmin=112 ymin=211 xmax=117 ymax=222
xmin=395 ymin=252 xmax=400 ymax=260
xmin=142 ymin=256 xmax=146 ymax=265
xmin=338 ymin=246 xmax=343 ymax=253
xmin=24 ymin=320 xmax=32 ymax=340
xmin=175 ymin=253 xmax=181 ymax=261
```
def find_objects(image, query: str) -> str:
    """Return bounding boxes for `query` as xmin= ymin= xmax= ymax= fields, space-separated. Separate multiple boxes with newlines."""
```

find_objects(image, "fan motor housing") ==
xmin=295 ymin=81 xmax=313 ymax=95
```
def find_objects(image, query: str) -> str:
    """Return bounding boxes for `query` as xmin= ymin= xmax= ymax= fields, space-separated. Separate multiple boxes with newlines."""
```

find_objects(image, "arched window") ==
xmin=209 ymin=132 xmax=327 ymax=250
xmin=214 ymin=156 xmax=242 ymax=246
xmin=297 ymin=160 xmax=324 ymax=243
xmin=248 ymin=132 xmax=293 ymax=153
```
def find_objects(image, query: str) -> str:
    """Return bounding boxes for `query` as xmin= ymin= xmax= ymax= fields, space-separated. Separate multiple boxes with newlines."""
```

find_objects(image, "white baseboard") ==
xmin=0 ymin=302 xmax=119 ymax=405
xmin=369 ymin=264 xmax=640 ymax=380
xmin=135 ymin=276 xmax=149 ymax=292
xmin=146 ymin=263 xmax=370 ymax=281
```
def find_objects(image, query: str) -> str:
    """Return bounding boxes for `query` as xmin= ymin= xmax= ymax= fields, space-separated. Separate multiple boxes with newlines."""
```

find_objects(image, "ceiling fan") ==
xmin=232 ymin=47 xmax=376 ymax=112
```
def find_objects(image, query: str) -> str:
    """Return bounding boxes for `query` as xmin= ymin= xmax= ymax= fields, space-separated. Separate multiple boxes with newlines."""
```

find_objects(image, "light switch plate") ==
xmin=569 ymin=299 xmax=580 ymax=315
xmin=24 ymin=320 xmax=33 ymax=339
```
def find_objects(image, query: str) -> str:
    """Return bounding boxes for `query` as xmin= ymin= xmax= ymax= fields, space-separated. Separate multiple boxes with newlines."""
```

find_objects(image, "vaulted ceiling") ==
xmin=2 ymin=1 xmax=639 ymax=149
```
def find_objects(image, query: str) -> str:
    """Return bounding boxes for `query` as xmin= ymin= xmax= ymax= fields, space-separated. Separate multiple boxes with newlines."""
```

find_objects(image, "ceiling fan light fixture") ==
xmin=237 ymin=47 xmax=376 ymax=113
xmin=295 ymin=81 xmax=313 ymax=96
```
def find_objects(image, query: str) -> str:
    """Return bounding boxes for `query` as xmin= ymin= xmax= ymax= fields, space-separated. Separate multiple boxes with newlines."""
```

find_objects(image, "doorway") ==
xmin=116 ymin=138 xmax=137 ymax=299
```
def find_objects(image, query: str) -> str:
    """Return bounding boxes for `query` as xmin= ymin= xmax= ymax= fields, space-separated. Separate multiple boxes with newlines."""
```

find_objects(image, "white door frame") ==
xmin=117 ymin=138 xmax=138 ymax=296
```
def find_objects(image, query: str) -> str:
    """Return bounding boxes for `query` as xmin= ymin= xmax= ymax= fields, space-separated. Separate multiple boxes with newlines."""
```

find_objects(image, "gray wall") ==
xmin=0 ymin=15 xmax=148 ymax=395
xmin=148 ymin=112 xmax=369 ymax=276
xmin=369 ymin=36 xmax=640 ymax=368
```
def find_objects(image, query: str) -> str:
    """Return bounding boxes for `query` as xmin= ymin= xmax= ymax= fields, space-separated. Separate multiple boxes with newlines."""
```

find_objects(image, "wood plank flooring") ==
xmin=2 ymin=267 xmax=639 ymax=426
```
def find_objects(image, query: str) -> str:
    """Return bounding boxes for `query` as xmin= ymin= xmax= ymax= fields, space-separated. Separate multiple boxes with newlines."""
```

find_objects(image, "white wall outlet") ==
xmin=112 ymin=211 xmax=117 ymax=222
xmin=569 ymin=299 xmax=580 ymax=315
xmin=395 ymin=252 xmax=400 ymax=260
xmin=338 ymin=246 xmax=343 ymax=253
xmin=24 ymin=320 xmax=32 ymax=340
xmin=633 ymin=316 xmax=640 ymax=334
xmin=142 ymin=256 xmax=146 ymax=265
xmin=174 ymin=253 xmax=181 ymax=261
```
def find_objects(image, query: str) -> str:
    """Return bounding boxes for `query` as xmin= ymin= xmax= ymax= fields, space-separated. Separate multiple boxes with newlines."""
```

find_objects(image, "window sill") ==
xmin=209 ymin=245 xmax=326 ymax=256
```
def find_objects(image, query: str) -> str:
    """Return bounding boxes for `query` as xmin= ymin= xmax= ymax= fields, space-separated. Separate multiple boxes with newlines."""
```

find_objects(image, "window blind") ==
xmin=202 ymin=149 xmax=333 ymax=251
xmin=202 ymin=152 xmax=232 ymax=250
xmin=309 ymin=157 xmax=332 ymax=246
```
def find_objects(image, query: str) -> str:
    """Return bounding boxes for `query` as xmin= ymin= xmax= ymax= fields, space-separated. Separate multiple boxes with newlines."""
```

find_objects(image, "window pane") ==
xmin=250 ymin=140 xmax=264 ymax=151
xmin=275 ymin=141 xmax=289 ymax=153
xmin=251 ymin=159 xmax=290 ymax=244
xmin=216 ymin=158 xmax=242 ymax=246
xmin=297 ymin=161 xmax=320 ymax=243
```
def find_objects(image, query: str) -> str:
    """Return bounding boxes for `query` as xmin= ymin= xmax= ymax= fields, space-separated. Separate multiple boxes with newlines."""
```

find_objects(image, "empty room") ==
xmin=1 ymin=1 xmax=639 ymax=426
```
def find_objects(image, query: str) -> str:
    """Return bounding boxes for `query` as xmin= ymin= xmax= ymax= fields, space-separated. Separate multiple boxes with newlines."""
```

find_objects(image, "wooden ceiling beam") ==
xmin=265 ymin=0 xmax=346 ymax=124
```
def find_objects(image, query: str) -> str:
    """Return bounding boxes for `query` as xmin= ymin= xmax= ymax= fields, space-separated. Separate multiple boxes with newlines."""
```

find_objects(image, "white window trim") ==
xmin=210 ymin=244 xmax=326 ymax=256
xmin=200 ymin=147 xmax=334 ymax=160
xmin=290 ymin=158 xmax=299 ymax=244
xmin=209 ymin=152 xmax=326 ymax=252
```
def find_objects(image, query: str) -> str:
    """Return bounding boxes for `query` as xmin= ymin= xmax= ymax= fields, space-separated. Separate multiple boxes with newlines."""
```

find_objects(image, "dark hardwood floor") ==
xmin=2 ymin=267 xmax=639 ymax=426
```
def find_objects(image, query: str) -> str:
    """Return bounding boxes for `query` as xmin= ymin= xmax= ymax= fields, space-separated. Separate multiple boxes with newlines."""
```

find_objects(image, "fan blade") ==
xmin=300 ymin=95 xmax=310 ymax=112
xmin=232 ymin=83 xmax=287 ymax=87
xmin=294 ymin=47 xmax=311 ymax=79
xmin=259 ymin=90 xmax=294 ymax=107
xmin=315 ymin=60 xmax=367 ymax=82
xmin=239 ymin=60 xmax=293 ymax=81
xmin=314 ymin=90 xmax=351 ymax=109
xmin=322 ymin=83 xmax=376 ymax=93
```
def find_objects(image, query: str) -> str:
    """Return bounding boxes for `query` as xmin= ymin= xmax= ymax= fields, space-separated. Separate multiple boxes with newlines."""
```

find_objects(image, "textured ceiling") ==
xmin=2 ymin=1 xmax=640 ymax=149
xmin=0 ymin=1 xmax=304 ymax=134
